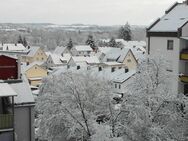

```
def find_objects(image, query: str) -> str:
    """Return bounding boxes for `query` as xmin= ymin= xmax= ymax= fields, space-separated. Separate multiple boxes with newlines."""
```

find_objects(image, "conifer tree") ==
xmin=17 ymin=35 xmax=23 ymax=44
xmin=108 ymin=37 xmax=117 ymax=47
xmin=118 ymin=22 xmax=132 ymax=41
xmin=86 ymin=35 xmax=96 ymax=49
xmin=23 ymin=37 xmax=28 ymax=47
xmin=67 ymin=38 xmax=73 ymax=50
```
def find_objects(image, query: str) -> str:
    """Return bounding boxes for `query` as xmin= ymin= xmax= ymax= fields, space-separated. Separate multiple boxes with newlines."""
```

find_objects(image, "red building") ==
xmin=0 ymin=55 xmax=18 ymax=80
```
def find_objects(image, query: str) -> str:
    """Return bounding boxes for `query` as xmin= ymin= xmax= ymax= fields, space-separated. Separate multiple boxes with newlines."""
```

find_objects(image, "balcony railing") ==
xmin=180 ymin=49 xmax=188 ymax=60
xmin=0 ymin=114 xmax=13 ymax=130
xmin=180 ymin=75 xmax=188 ymax=83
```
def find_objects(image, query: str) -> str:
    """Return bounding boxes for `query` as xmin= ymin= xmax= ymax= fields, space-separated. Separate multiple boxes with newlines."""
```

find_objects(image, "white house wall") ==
xmin=149 ymin=36 xmax=180 ymax=95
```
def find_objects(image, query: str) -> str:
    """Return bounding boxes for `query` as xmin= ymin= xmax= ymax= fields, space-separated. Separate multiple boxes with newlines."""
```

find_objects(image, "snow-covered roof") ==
xmin=49 ymin=54 xmax=64 ymax=65
xmin=0 ymin=54 xmax=18 ymax=60
xmin=149 ymin=3 xmax=188 ymax=32
xmin=53 ymin=46 xmax=67 ymax=55
xmin=28 ymin=77 xmax=42 ymax=80
xmin=74 ymin=45 xmax=93 ymax=51
xmin=0 ymin=43 xmax=26 ymax=51
xmin=117 ymin=48 xmax=130 ymax=63
xmin=0 ymin=83 xmax=18 ymax=97
xmin=105 ymin=48 xmax=122 ymax=61
xmin=22 ymin=61 xmax=45 ymax=72
xmin=71 ymin=56 xmax=100 ymax=64
xmin=10 ymin=81 xmax=35 ymax=104
xmin=126 ymin=41 xmax=146 ymax=47
xmin=45 ymin=51 xmax=52 ymax=57
xmin=103 ymin=62 xmax=123 ymax=66
xmin=113 ymin=69 xmax=136 ymax=83
xmin=27 ymin=46 xmax=40 ymax=57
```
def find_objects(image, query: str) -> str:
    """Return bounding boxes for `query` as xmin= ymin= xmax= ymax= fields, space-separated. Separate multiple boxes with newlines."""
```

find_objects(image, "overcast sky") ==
xmin=0 ymin=0 xmax=183 ymax=25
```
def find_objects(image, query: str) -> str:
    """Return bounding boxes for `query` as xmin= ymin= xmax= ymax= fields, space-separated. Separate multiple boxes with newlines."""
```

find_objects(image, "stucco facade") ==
xmin=121 ymin=51 xmax=137 ymax=70
xmin=25 ymin=64 xmax=48 ymax=86
xmin=22 ymin=47 xmax=47 ymax=65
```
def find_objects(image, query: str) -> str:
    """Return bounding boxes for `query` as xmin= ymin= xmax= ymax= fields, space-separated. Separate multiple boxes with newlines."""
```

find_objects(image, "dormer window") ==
xmin=180 ymin=18 xmax=185 ymax=20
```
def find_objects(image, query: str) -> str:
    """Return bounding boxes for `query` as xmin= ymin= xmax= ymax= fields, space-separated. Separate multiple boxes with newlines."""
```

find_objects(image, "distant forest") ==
xmin=0 ymin=23 xmax=146 ymax=51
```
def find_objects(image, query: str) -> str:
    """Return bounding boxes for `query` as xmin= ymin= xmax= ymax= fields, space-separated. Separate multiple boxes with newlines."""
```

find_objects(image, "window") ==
xmin=115 ymin=84 xmax=117 ymax=88
xmin=167 ymin=40 xmax=174 ymax=50
xmin=119 ymin=84 xmax=121 ymax=89
xmin=127 ymin=59 xmax=131 ymax=62
xmin=125 ymin=68 xmax=129 ymax=73
xmin=111 ymin=67 xmax=115 ymax=72
xmin=99 ymin=67 xmax=102 ymax=71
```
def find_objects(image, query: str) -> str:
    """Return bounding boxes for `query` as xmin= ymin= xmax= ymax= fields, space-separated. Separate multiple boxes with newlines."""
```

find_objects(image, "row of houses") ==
xmin=0 ymin=40 xmax=145 ymax=140
xmin=0 ymin=39 xmax=146 ymax=91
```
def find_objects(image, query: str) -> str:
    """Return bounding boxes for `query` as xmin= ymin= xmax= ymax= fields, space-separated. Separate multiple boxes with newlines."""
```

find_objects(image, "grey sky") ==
xmin=0 ymin=0 xmax=183 ymax=25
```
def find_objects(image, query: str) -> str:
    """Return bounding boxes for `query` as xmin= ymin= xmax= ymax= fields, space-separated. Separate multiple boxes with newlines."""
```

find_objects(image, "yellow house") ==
xmin=22 ymin=46 xmax=47 ymax=65
xmin=117 ymin=48 xmax=138 ymax=70
xmin=23 ymin=62 xmax=48 ymax=86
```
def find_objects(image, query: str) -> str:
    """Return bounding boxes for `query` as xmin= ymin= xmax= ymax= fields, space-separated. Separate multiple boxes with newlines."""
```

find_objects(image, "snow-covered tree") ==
xmin=85 ymin=35 xmax=96 ymax=49
xmin=35 ymin=55 xmax=188 ymax=141
xmin=119 ymin=55 xmax=188 ymax=141
xmin=23 ymin=37 xmax=28 ymax=47
xmin=66 ymin=38 xmax=73 ymax=50
xmin=108 ymin=37 xmax=117 ymax=47
xmin=36 ymin=72 xmax=113 ymax=141
xmin=118 ymin=22 xmax=132 ymax=41
xmin=17 ymin=35 xmax=23 ymax=44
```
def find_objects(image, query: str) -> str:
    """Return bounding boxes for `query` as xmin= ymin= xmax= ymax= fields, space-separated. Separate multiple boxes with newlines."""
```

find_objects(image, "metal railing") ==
xmin=0 ymin=114 xmax=13 ymax=130
xmin=180 ymin=49 xmax=188 ymax=60
xmin=180 ymin=75 xmax=188 ymax=83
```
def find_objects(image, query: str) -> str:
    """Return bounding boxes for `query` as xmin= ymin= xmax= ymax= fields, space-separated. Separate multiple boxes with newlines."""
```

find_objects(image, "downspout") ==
xmin=148 ymin=36 xmax=150 ymax=55
xmin=29 ymin=107 xmax=32 ymax=141
xmin=12 ymin=96 xmax=15 ymax=141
